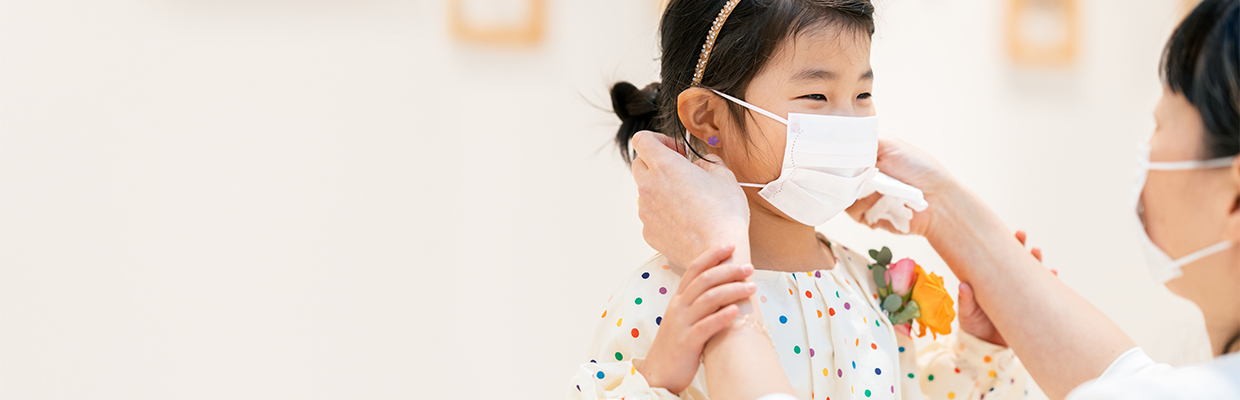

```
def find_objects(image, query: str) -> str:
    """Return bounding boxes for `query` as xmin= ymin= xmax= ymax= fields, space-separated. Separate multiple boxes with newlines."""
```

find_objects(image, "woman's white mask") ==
xmin=711 ymin=90 xmax=878 ymax=226
xmin=1132 ymin=142 xmax=1236 ymax=283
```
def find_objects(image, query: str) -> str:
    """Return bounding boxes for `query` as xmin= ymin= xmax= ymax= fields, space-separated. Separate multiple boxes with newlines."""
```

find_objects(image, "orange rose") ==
xmin=910 ymin=264 xmax=954 ymax=339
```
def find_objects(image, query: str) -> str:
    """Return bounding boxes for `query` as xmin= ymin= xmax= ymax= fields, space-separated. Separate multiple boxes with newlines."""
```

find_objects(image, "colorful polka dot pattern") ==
xmin=574 ymin=242 xmax=1026 ymax=400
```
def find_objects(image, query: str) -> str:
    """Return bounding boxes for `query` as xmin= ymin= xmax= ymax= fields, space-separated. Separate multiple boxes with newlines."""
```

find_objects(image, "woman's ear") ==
xmin=677 ymin=87 xmax=726 ymax=146
xmin=1227 ymin=159 xmax=1240 ymax=242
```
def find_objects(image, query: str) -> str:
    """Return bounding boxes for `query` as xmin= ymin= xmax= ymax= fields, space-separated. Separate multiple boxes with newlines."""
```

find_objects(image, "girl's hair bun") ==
xmin=610 ymin=81 xmax=661 ymax=163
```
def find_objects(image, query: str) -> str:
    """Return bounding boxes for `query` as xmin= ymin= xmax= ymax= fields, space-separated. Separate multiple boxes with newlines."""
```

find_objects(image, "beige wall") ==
xmin=0 ymin=0 xmax=1211 ymax=399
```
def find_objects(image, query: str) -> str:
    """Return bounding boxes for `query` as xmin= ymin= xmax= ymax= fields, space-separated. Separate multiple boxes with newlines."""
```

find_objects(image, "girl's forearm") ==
xmin=699 ymin=236 xmax=795 ymax=400
xmin=702 ymin=296 xmax=795 ymax=400
xmin=926 ymin=185 xmax=1134 ymax=400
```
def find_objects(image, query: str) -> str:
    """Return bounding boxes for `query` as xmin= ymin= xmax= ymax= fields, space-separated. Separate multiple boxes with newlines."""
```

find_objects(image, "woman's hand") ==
xmin=958 ymin=230 xmax=1053 ymax=347
xmin=847 ymin=136 xmax=959 ymax=237
xmin=631 ymin=131 xmax=751 ymax=268
xmin=638 ymin=244 xmax=757 ymax=393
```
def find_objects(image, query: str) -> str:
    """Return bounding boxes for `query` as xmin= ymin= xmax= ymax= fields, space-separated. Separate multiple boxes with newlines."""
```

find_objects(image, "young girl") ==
xmin=572 ymin=1 xmax=1030 ymax=399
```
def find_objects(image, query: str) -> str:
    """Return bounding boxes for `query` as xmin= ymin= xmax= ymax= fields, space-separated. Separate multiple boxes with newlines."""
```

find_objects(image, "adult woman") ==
xmin=627 ymin=0 xmax=1240 ymax=398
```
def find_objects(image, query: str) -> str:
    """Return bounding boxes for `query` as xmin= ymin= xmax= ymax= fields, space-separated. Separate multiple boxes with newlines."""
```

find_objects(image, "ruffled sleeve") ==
xmin=568 ymin=255 xmax=708 ymax=400
xmin=915 ymin=332 xmax=1029 ymax=400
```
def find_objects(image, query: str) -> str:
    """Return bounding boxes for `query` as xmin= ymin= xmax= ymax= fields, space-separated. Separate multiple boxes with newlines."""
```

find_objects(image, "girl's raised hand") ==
xmin=637 ymin=244 xmax=757 ymax=393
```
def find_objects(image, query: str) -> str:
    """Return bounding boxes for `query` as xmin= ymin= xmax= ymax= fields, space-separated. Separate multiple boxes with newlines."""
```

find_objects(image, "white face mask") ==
xmin=1132 ymin=142 xmax=1236 ymax=283
xmin=710 ymin=90 xmax=878 ymax=226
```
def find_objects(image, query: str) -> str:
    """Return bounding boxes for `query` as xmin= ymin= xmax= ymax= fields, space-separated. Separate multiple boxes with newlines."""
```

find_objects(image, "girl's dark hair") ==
xmin=1162 ymin=0 xmax=1240 ymax=159
xmin=609 ymin=0 xmax=876 ymax=164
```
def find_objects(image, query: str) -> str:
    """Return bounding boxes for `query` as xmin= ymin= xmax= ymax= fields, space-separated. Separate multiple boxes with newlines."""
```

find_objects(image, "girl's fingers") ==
xmin=1032 ymin=247 xmax=1043 ymax=262
xmin=958 ymin=282 xmax=979 ymax=317
xmin=688 ymin=304 xmax=739 ymax=347
xmin=680 ymin=262 xmax=753 ymax=304
xmin=680 ymin=244 xmax=737 ymax=290
xmin=1015 ymin=230 xmax=1028 ymax=246
xmin=686 ymin=281 xmax=757 ymax=322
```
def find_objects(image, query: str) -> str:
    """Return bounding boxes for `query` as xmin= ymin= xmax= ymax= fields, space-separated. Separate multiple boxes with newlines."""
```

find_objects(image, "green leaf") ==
xmin=890 ymin=300 xmax=921 ymax=325
xmin=878 ymin=287 xmax=890 ymax=299
xmin=870 ymin=246 xmax=893 ymax=266
xmin=882 ymin=294 xmax=903 ymax=313
xmin=872 ymin=263 xmax=888 ymax=288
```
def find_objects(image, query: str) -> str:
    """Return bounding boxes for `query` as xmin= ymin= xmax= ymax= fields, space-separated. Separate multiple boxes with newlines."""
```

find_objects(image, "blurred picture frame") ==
xmin=1005 ymin=0 xmax=1080 ymax=67
xmin=449 ymin=0 xmax=546 ymax=46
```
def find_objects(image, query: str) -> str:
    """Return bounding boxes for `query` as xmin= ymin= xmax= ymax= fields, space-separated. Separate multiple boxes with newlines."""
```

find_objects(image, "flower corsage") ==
xmin=868 ymin=246 xmax=955 ymax=339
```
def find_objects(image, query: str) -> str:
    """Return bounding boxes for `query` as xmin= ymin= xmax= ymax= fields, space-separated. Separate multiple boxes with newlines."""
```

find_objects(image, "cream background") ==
xmin=0 ymin=0 xmax=1212 ymax=399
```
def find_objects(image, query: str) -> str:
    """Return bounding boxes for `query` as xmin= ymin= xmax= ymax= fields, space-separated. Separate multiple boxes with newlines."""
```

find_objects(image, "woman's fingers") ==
xmin=631 ymin=155 xmax=649 ymax=179
xmin=689 ymin=304 xmax=739 ymax=347
xmin=1015 ymin=230 xmax=1044 ymax=262
xmin=686 ymin=281 xmax=757 ymax=322
xmin=632 ymin=131 xmax=686 ymax=169
xmin=643 ymin=130 xmax=686 ymax=157
xmin=846 ymin=193 xmax=882 ymax=224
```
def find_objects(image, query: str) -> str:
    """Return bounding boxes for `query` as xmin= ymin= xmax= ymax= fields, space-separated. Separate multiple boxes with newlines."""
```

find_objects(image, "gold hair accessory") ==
xmin=691 ymin=0 xmax=743 ymax=87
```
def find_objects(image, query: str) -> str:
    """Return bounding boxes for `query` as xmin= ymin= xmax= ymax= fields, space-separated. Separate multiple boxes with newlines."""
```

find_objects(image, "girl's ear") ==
xmin=1227 ymin=159 xmax=1240 ymax=242
xmin=677 ymin=87 xmax=726 ymax=146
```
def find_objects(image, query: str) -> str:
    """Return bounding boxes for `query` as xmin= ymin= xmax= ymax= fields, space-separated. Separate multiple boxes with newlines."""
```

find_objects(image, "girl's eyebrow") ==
xmin=791 ymin=68 xmax=837 ymax=82
xmin=791 ymin=68 xmax=875 ymax=82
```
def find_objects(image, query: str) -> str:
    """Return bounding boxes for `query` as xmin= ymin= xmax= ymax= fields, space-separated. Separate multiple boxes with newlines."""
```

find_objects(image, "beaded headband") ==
xmin=691 ymin=0 xmax=743 ymax=87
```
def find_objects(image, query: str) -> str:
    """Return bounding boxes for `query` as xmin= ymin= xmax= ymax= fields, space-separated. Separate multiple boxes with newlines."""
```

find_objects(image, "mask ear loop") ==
xmin=1137 ymin=144 xmax=1239 ymax=272
xmin=706 ymin=90 xmax=791 ymax=189
xmin=709 ymin=89 xmax=788 ymax=125
xmin=1147 ymin=157 xmax=1236 ymax=170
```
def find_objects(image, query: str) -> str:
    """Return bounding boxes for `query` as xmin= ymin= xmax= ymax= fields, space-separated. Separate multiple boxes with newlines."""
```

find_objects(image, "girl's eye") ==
xmin=799 ymin=94 xmax=828 ymax=101
xmin=857 ymin=92 xmax=873 ymax=100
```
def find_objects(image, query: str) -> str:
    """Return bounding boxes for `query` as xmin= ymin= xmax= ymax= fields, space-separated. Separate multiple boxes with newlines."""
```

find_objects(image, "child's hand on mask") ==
xmin=638 ymin=244 xmax=757 ymax=393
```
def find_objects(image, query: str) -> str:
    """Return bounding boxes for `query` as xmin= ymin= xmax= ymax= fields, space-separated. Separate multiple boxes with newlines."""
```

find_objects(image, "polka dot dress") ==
xmin=570 ymin=237 xmax=1030 ymax=400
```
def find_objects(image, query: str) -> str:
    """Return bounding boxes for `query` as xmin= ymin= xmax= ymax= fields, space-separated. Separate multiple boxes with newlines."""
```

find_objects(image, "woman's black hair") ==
xmin=609 ymin=0 xmax=876 ymax=164
xmin=1162 ymin=0 xmax=1240 ymax=159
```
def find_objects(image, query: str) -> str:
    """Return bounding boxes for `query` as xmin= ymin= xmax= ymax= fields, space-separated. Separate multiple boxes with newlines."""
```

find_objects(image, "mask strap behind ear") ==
xmin=1169 ymin=240 xmax=1235 ymax=269
xmin=1148 ymin=156 xmax=1236 ymax=171
xmin=709 ymin=89 xmax=788 ymax=126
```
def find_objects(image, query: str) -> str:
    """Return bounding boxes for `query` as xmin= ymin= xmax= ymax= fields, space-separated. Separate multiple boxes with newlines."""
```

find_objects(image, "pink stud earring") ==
xmin=707 ymin=136 xmax=720 ymax=147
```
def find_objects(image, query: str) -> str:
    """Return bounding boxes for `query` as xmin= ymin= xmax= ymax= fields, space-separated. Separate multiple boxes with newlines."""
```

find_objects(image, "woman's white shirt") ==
xmin=1066 ymin=347 xmax=1240 ymax=399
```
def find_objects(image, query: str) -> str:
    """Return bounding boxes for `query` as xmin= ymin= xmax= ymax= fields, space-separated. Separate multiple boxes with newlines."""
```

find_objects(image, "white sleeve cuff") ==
xmin=1098 ymin=347 xmax=1174 ymax=381
xmin=755 ymin=393 xmax=799 ymax=400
